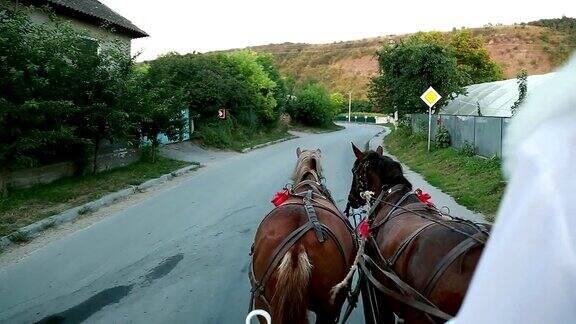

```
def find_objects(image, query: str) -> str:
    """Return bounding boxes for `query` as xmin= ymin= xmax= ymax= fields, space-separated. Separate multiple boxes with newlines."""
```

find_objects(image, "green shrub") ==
xmin=140 ymin=144 xmax=159 ymax=163
xmin=194 ymin=121 xmax=235 ymax=148
xmin=397 ymin=120 xmax=413 ymax=137
xmin=288 ymin=82 xmax=339 ymax=127
xmin=435 ymin=125 xmax=451 ymax=148
xmin=459 ymin=141 xmax=475 ymax=157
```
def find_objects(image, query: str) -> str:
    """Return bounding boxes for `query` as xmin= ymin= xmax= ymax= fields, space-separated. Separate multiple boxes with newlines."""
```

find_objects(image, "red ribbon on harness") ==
xmin=271 ymin=189 xmax=290 ymax=207
xmin=358 ymin=218 xmax=370 ymax=240
xmin=415 ymin=188 xmax=435 ymax=207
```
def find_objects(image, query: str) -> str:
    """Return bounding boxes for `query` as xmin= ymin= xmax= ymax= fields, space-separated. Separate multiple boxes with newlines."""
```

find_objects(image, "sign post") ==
xmin=420 ymin=87 xmax=442 ymax=152
xmin=348 ymin=92 xmax=352 ymax=122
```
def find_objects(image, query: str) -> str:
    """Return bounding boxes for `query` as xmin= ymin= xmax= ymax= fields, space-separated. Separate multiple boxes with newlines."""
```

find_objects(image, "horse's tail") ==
xmin=270 ymin=245 xmax=312 ymax=324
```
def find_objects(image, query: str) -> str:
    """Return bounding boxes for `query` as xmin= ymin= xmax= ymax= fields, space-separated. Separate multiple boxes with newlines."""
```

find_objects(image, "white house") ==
xmin=12 ymin=0 xmax=148 ymax=56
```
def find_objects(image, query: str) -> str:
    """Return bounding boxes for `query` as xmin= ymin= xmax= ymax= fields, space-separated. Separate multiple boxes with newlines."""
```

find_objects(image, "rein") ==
xmin=361 ymin=185 xmax=488 ymax=244
xmin=340 ymin=183 xmax=490 ymax=323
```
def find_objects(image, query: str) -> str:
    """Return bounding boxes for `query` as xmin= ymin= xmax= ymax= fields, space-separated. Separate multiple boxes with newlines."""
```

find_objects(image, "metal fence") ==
xmin=410 ymin=114 xmax=511 ymax=158
xmin=334 ymin=115 xmax=377 ymax=123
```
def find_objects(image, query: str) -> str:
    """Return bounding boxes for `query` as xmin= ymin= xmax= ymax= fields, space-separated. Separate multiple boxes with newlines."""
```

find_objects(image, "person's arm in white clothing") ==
xmin=450 ymin=117 xmax=576 ymax=324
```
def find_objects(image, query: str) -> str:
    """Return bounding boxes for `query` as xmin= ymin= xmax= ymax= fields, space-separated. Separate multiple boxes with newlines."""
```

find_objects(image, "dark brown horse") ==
xmin=249 ymin=148 xmax=357 ymax=324
xmin=347 ymin=143 xmax=490 ymax=323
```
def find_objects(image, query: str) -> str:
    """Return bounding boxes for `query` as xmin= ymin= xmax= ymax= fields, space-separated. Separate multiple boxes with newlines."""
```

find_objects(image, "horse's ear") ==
xmin=376 ymin=146 xmax=384 ymax=156
xmin=296 ymin=147 xmax=302 ymax=157
xmin=351 ymin=142 xmax=364 ymax=160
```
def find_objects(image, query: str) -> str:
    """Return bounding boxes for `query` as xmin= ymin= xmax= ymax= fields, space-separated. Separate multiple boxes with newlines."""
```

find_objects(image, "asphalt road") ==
xmin=0 ymin=124 xmax=384 ymax=324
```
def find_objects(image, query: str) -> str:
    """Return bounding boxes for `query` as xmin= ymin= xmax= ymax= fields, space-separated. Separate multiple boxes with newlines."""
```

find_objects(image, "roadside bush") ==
xmin=435 ymin=125 xmax=451 ymax=148
xmin=195 ymin=120 xmax=235 ymax=148
xmin=459 ymin=141 xmax=475 ymax=157
xmin=288 ymin=82 xmax=339 ymax=127
xmin=350 ymin=99 xmax=372 ymax=113
xmin=140 ymin=143 xmax=165 ymax=163
xmin=396 ymin=118 xmax=413 ymax=136
xmin=149 ymin=51 xmax=284 ymax=137
xmin=331 ymin=92 xmax=346 ymax=113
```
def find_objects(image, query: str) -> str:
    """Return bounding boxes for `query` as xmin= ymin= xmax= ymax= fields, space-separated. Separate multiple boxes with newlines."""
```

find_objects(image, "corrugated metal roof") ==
xmin=440 ymin=73 xmax=555 ymax=117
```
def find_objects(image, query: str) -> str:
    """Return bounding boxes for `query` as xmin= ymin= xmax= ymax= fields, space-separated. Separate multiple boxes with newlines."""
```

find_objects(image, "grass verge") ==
xmin=0 ymin=156 xmax=193 ymax=237
xmin=384 ymin=128 xmax=505 ymax=221
xmin=194 ymin=123 xmax=292 ymax=151
xmin=289 ymin=122 xmax=345 ymax=134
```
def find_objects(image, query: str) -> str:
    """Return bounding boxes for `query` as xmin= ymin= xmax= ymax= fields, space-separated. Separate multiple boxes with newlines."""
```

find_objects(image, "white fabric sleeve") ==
xmin=450 ymin=117 xmax=576 ymax=324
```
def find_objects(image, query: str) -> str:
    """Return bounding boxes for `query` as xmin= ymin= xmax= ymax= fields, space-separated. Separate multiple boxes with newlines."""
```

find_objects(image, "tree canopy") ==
xmin=0 ymin=4 xmax=289 ymax=194
xmin=408 ymin=31 xmax=504 ymax=85
xmin=368 ymin=30 xmax=505 ymax=115
xmin=288 ymin=82 xmax=339 ymax=126
xmin=369 ymin=39 xmax=465 ymax=116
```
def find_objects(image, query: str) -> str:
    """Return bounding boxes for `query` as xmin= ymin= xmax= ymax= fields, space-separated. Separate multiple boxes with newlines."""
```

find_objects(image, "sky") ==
xmin=100 ymin=0 xmax=576 ymax=62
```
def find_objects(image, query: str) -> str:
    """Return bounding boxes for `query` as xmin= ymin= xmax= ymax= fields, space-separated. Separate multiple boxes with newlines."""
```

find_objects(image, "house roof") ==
xmin=21 ymin=0 xmax=148 ymax=38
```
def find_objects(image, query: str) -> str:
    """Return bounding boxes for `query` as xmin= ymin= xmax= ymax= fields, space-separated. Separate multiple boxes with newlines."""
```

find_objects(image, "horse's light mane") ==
xmin=292 ymin=149 xmax=323 ymax=183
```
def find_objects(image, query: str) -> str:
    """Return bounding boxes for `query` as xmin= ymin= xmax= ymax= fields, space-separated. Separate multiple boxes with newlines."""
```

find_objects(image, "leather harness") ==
xmin=248 ymin=180 xmax=355 ymax=312
xmin=355 ymin=184 xmax=489 ymax=322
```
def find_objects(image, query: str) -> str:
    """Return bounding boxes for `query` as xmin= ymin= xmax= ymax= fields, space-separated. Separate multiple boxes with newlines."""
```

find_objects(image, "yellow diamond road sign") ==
xmin=420 ymin=86 xmax=441 ymax=108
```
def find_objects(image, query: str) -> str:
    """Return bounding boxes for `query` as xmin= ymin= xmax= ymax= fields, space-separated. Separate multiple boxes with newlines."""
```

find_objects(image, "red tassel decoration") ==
xmin=271 ymin=189 xmax=290 ymax=207
xmin=358 ymin=218 xmax=370 ymax=240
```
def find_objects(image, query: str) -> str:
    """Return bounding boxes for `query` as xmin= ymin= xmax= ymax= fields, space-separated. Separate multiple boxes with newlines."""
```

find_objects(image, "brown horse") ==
xmin=347 ymin=144 xmax=490 ymax=323
xmin=249 ymin=148 xmax=357 ymax=324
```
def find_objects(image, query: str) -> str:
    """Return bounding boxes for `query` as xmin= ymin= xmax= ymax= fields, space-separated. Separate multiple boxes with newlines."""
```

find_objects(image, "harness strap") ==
xmin=283 ymin=201 xmax=355 ymax=233
xmin=422 ymin=232 xmax=486 ymax=297
xmin=359 ymin=255 xmax=453 ymax=321
xmin=305 ymin=190 xmax=326 ymax=242
xmin=377 ymin=190 xmax=414 ymax=223
xmin=340 ymin=271 xmax=363 ymax=324
xmin=389 ymin=222 xmax=437 ymax=266
xmin=362 ymin=250 xmax=437 ymax=307
xmin=321 ymin=223 xmax=347 ymax=263
xmin=371 ymin=205 xmax=430 ymax=230
xmin=293 ymin=179 xmax=334 ymax=199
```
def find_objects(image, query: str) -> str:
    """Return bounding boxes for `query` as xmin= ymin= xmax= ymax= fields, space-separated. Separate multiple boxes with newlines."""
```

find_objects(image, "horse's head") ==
xmin=293 ymin=147 xmax=323 ymax=183
xmin=347 ymin=143 xmax=411 ymax=209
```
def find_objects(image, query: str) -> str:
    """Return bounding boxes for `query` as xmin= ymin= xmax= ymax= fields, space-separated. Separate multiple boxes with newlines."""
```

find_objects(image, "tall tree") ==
xmin=120 ymin=67 xmax=186 ymax=161
xmin=289 ymin=82 xmax=338 ymax=126
xmin=150 ymin=53 xmax=232 ymax=121
xmin=67 ymin=41 xmax=134 ymax=173
xmin=330 ymin=92 xmax=346 ymax=113
xmin=223 ymin=51 xmax=277 ymax=127
xmin=449 ymin=30 xmax=504 ymax=84
xmin=256 ymin=53 xmax=287 ymax=119
xmin=408 ymin=31 xmax=504 ymax=85
xmin=369 ymin=40 xmax=465 ymax=116
xmin=0 ymin=5 xmax=80 ymax=193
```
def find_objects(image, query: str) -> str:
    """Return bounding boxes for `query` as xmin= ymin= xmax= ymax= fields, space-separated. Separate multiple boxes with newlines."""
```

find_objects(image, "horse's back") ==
xmin=252 ymin=200 xmax=356 ymax=315
xmin=376 ymin=213 xmax=488 ymax=316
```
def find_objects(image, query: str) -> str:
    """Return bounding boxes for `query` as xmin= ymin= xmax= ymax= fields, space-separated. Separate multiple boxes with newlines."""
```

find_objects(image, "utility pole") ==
xmin=348 ymin=91 xmax=352 ymax=122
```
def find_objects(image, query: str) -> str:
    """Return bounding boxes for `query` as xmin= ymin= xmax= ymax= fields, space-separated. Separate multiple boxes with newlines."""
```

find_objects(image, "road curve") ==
xmin=0 ymin=123 xmax=381 ymax=323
